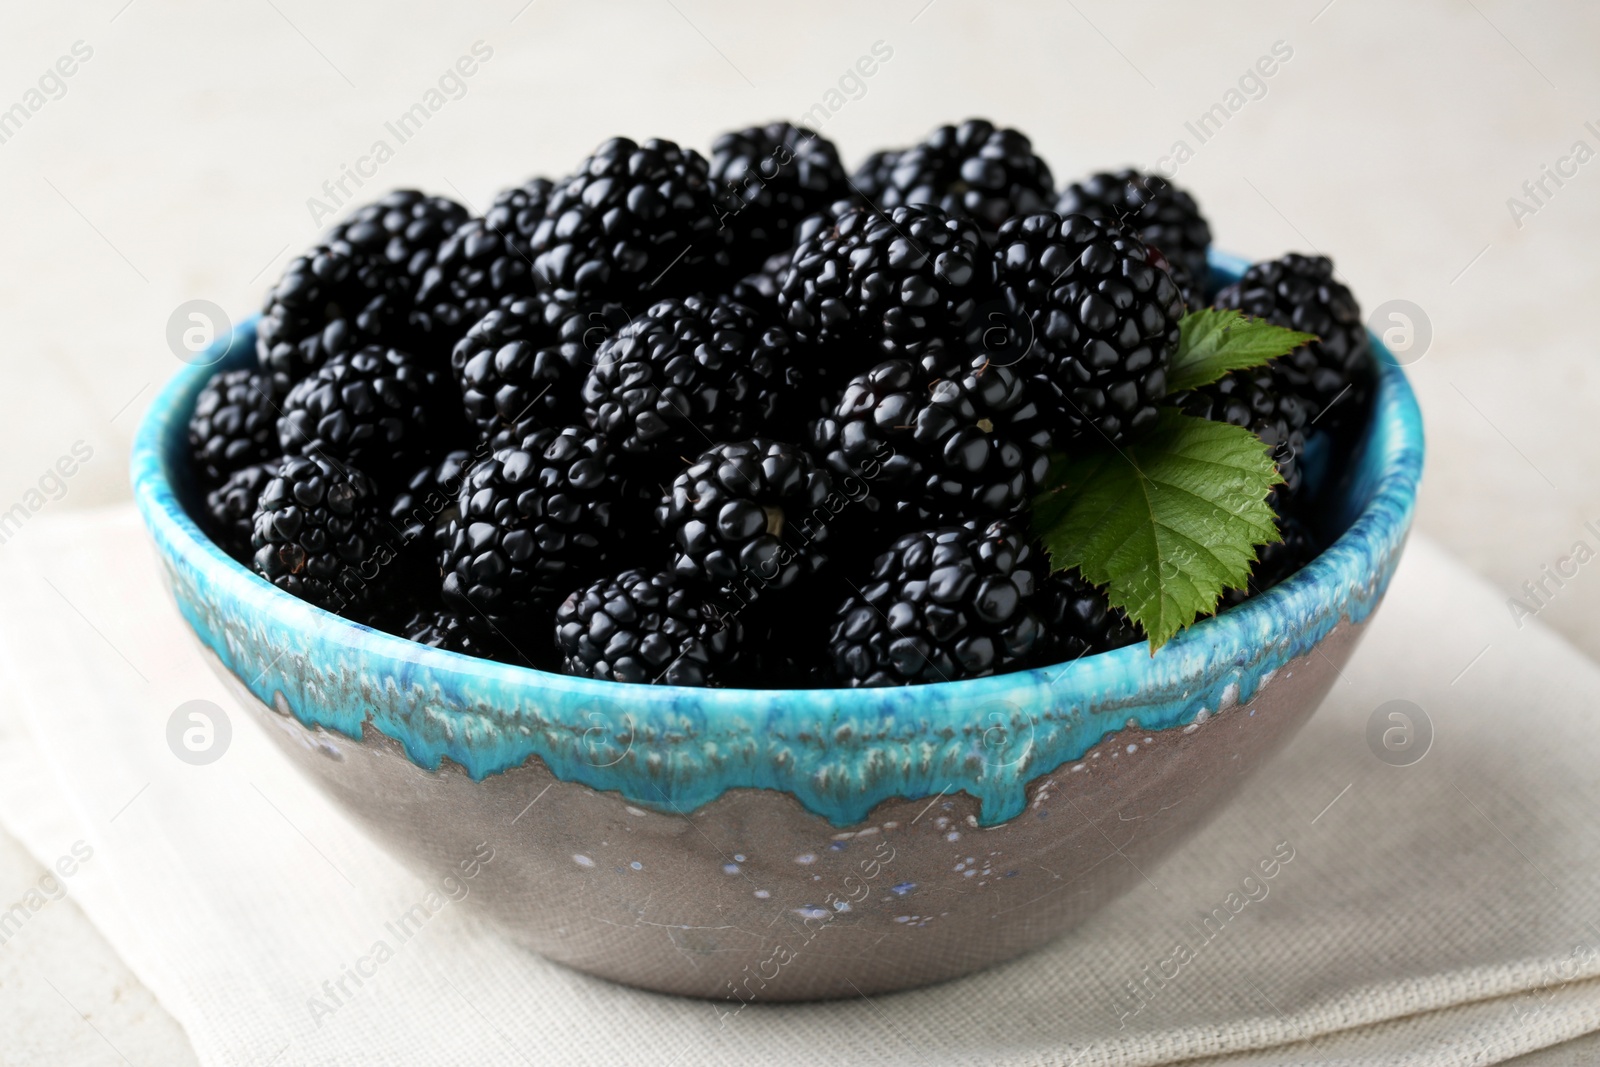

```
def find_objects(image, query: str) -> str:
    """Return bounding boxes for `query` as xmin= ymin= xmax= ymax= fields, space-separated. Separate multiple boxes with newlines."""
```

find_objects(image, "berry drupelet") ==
xmin=276 ymin=345 xmax=435 ymax=489
xmin=529 ymin=137 xmax=730 ymax=301
xmin=1179 ymin=367 xmax=1311 ymax=495
xmin=250 ymin=455 xmax=384 ymax=613
xmin=1033 ymin=569 xmax=1139 ymax=664
xmin=583 ymin=294 xmax=811 ymax=462
xmin=993 ymin=211 xmax=1184 ymax=443
xmin=440 ymin=425 xmax=636 ymax=622
xmin=810 ymin=356 xmax=1054 ymax=524
xmin=659 ymin=438 xmax=834 ymax=596
xmin=188 ymin=368 xmax=280 ymax=484
xmin=555 ymin=568 xmax=744 ymax=686
xmin=1056 ymin=169 xmax=1212 ymax=302
xmin=203 ymin=461 xmax=276 ymax=561
xmin=709 ymin=122 xmax=850 ymax=268
xmin=852 ymin=119 xmax=1055 ymax=233
xmin=828 ymin=520 xmax=1045 ymax=686
xmin=778 ymin=204 xmax=993 ymax=372
xmin=1215 ymin=253 xmax=1371 ymax=436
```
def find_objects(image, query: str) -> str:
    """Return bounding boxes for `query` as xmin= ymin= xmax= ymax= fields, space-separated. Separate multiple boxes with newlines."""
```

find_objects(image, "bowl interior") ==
xmin=131 ymin=252 xmax=1424 ymax=826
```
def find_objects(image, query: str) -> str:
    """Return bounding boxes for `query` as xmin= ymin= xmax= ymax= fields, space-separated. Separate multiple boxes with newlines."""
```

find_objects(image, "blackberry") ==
xmin=188 ymin=369 xmax=280 ymax=484
xmin=1034 ymin=569 xmax=1139 ymax=664
xmin=452 ymin=294 xmax=630 ymax=442
xmin=1056 ymin=169 xmax=1211 ymax=301
xmin=994 ymin=212 xmax=1183 ymax=443
xmin=277 ymin=345 xmax=434 ymax=488
xmin=530 ymin=138 xmax=729 ymax=300
xmin=828 ymin=520 xmax=1045 ymax=686
xmin=851 ymin=119 xmax=1054 ymax=233
xmin=388 ymin=448 xmax=476 ymax=547
xmin=440 ymin=426 xmax=635 ymax=621
xmin=582 ymin=295 xmax=812 ymax=462
xmin=709 ymin=122 xmax=849 ymax=266
xmin=402 ymin=605 xmax=525 ymax=663
xmin=729 ymin=250 xmax=793 ymax=308
xmin=1215 ymin=254 xmax=1372 ymax=435
xmin=1223 ymin=513 xmax=1319 ymax=607
xmin=1178 ymin=368 xmax=1310 ymax=495
xmin=659 ymin=439 xmax=833 ymax=596
xmin=810 ymin=356 xmax=1054 ymax=524
xmin=203 ymin=461 xmax=275 ymax=560
xmin=483 ymin=177 xmax=555 ymax=259
xmin=257 ymin=192 xmax=469 ymax=384
xmin=556 ymin=568 xmax=744 ymax=686
xmin=250 ymin=456 xmax=383 ymax=613
xmin=778 ymin=204 xmax=993 ymax=370
xmin=412 ymin=218 xmax=540 ymax=356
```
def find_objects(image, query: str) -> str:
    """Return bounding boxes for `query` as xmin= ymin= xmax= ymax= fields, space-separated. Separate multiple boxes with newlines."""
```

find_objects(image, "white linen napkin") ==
xmin=0 ymin=506 xmax=1597 ymax=1066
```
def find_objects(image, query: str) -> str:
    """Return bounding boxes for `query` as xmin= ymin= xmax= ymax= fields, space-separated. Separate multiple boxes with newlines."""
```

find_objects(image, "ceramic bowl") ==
xmin=131 ymin=252 xmax=1423 ymax=1001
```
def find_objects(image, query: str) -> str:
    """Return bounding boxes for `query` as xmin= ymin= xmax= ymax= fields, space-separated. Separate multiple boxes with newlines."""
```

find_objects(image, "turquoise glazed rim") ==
xmin=131 ymin=252 xmax=1424 ymax=827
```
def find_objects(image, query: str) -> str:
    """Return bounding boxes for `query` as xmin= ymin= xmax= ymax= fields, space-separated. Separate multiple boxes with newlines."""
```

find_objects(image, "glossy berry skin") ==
xmin=256 ymin=192 xmax=469 ymax=385
xmin=188 ymin=368 xmax=280 ymax=484
xmin=811 ymin=357 xmax=1054 ymax=524
xmin=851 ymin=119 xmax=1054 ymax=233
xmin=440 ymin=426 xmax=633 ymax=621
xmin=1215 ymin=254 xmax=1371 ymax=435
xmin=482 ymin=177 xmax=555 ymax=260
xmin=994 ymin=212 xmax=1184 ymax=443
xmin=1033 ymin=569 xmax=1140 ymax=664
xmin=277 ymin=345 xmax=433 ymax=488
xmin=204 ymin=461 xmax=275 ymax=561
xmin=250 ymin=456 xmax=384 ymax=613
xmin=388 ymin=448 xmax=476 ymax=548
xmin=778 ymin=205 xmax=993 ymax=371
xmin=659 ymin=439 xmax=833 ymax=596
xmin=402 ymin=605 xmax=524 ymax=664
xmin=709 ymin=122 xmax=850 ymax=267
xmin=452 ymin=294 xmax=630 ymax=442
xmin=555 ymin=568 xmax=743 ymax=686
xmin=583 ymin=295 xmax=811 ymax=461
xmin=1178 ymin=368 xmax=1311 ymax=495
xmin=1056 ymin=169 xmax=1212 ymax=302
xmin=529 ymin=138 xmax=730 ymax=300
xmin=411 ymin=219 xmax=541 ymax=358
xmin=828 ymin=520 xmax=1045 ymax=686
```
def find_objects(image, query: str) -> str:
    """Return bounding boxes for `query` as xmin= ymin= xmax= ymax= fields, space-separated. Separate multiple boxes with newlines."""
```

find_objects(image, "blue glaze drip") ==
xmin=131 ymin=253 xmax=1424 ymax=827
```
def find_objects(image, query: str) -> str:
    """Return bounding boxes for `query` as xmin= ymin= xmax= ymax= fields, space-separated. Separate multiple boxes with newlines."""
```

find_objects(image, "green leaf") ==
xmin=1032 ymin=409 xmax=1283 ymax=652
xmin=1167 ymin=308 xmax=1318 ymax=393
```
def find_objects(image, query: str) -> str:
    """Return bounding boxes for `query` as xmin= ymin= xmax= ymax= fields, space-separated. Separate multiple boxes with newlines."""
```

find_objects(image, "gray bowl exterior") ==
xmin=133 ymin=254 xmax=1423 ymax=1001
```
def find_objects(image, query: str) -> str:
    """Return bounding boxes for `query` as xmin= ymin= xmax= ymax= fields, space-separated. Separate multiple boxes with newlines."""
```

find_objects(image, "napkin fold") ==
xmin=0 ymin=506 xmax=1597 ymax=1066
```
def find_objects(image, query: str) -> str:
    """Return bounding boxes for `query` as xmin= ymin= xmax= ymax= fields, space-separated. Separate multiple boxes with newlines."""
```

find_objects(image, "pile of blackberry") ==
xmin=189 ymin=119 xmax=1375 ymax=688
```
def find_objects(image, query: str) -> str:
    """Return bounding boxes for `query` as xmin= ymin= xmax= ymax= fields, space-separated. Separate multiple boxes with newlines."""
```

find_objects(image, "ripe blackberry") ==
xmin=1215 ymin=254 xmax=1372 ymax=435
xmin=388 ymin=448 xmax=476 ymax=547
xmin=1056 ymin=169 xmax=1212 ymax=301
xmin=994 ymin=212 xmax=1183 ymax=443
xmin=709 ymin=122 xmax=849 ymax=266
xmin=483 ymin=177 xmax=555 ymax=258
xmin=250 ymin=456 xmax=383 ymax=613
xmin=556 ymin=568 xmax=744 ymax=686
xmin=1033 ymin=569 xmax=1139 ymax=664
xmin=412 ymin=218 xmax=540 ymax=356
xmin=402 ymin=605 xmax=524 ymax=663
xmin=778 ymin=204 xmax=993 ymax=370
xmin=530 ymin=138 xmax=729 ymax=301
xmin=728 ymin=250 xmax=794 ymax=308
xmin=1178 ymin=368 xmax=1311 ymax=495
xmin=257 ymin=192 xmax=469 ymax=384
xmin=851 ymin=119 xmax=1054 ymax=233
xmin=659 ymin=439 xmax=833 ymax=596
xmin=452 ymin=294 xmax=630 ymax=442
xmin=188 ymin=369 xmax=280 ymax=484
xmin=440 ymin=426 xmax=635 ymax=621
xmin=582 ymin=295 xmax=812 ymax=462
xmin=277 ymin=345 xmax=434 ymax=488
xmin=828 ymin=520 xmax=1045 ymax=686
xmin=203 ymin=461 xmax=275 ymax=561
xmin=1222 ymin=513 xmax=1319 ymax=608
xmin=810 ymin=356 xmax=1054 ymax=524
